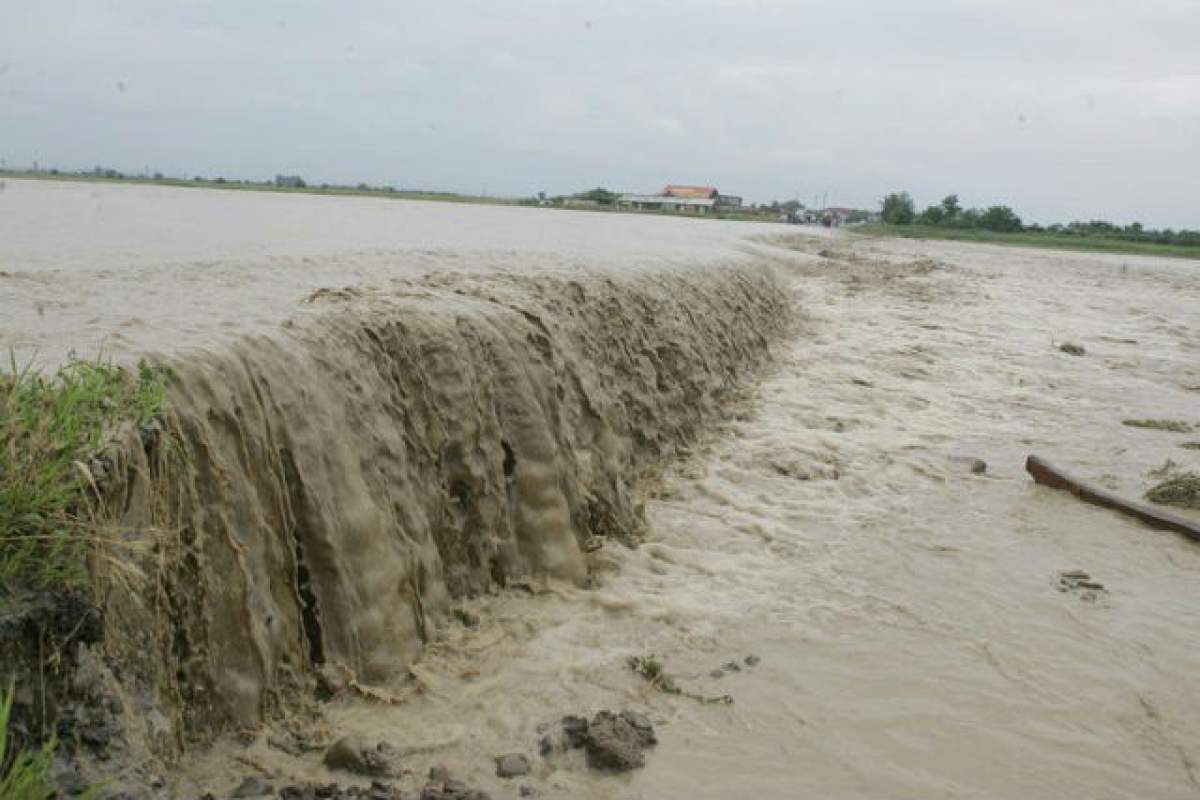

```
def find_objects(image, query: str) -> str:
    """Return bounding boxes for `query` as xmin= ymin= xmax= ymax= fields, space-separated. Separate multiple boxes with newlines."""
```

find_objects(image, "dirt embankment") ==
xmin=70 ymin=262 xmax=790 ymax=773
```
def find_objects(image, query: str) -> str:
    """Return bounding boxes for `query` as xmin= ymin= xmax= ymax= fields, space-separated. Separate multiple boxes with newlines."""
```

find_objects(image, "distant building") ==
xmin=275 ymin=174 xmax=306 ymax=188
xmin=618 ymin=185 xmax=743 ymax=215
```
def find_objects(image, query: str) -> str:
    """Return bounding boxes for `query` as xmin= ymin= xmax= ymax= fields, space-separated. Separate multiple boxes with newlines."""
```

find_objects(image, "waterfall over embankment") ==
xmin=96 ymin=261 xmax=791 ymax=748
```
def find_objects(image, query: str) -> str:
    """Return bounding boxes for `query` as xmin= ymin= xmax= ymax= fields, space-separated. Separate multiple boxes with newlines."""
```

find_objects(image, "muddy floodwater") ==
xmin=0 ymin=178 xmax=779 ymax=367
xmin=4 ymin=180 xmax=1200 ymax=799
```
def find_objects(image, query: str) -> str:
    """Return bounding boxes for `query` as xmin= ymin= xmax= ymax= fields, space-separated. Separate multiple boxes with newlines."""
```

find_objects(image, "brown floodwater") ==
xmin=4 ymin=180 xmax=1200 ymax=799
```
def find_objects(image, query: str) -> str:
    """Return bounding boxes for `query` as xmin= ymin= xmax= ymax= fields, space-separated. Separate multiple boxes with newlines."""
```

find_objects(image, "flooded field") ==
xmin=214 ymin=233 xmax=1198 ymax=800
xmin=0 ymin=178 xmax=781 ymax=366
xmin=3 ymin=181 xmax=1200 ymax=799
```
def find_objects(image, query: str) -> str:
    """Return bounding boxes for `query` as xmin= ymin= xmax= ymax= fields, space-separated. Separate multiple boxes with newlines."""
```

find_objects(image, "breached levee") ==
xmin=94 ymin=261 xmax=790 ymax=752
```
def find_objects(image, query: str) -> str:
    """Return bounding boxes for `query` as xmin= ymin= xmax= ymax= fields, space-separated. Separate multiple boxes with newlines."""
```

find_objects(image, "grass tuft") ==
xmin=1122 ymin=419 xmax=1194 ymax=434
xmin=1 ymin=355 xmax=169 ymax=595
xmin=1146 ymin=472 xmax=1200 ymax=510
xmin=1058 ymin=342 xmax=1086 ymax=356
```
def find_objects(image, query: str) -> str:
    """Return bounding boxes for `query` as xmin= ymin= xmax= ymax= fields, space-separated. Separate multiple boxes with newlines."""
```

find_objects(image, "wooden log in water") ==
xmin=1025 ymin=454 xmax=1200 ymax=542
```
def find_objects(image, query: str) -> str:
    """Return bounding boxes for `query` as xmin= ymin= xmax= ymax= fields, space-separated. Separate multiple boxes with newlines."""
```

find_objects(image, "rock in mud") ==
xmin=452 ymin=608 xmax=480 ymax=629
xmin=278 ymin=781 xmax=417 ymax=800
xmin=949 ymin=455 xmax=988 ymax=474
xmin=323 ymin=735 xmax=402 ymax=778
xmin=494 ymin=753 xmax=531 ymax=778
xmin=545 ymin=711 xmax=657 ymax=771
xmin=231 ymin=776 xmax=275 ymax=798
xmin=419 ymin=776 xmax=493 ymax=800
xmin=561 ymin=715 xmax=589 ymax=748
xmin=584 ymin=711 xmax=657 ymax=772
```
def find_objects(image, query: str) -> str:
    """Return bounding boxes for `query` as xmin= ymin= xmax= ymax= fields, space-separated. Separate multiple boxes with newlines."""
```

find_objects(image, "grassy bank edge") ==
xmin=1 ymin=356 xmax=169 ymax=595
xmin=855 ymin=223 xmax=1200 ymax=261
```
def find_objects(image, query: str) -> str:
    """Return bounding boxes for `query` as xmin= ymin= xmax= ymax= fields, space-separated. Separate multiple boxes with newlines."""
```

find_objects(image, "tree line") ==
xmin=880 ymin=192 xmax=1200 ymax=247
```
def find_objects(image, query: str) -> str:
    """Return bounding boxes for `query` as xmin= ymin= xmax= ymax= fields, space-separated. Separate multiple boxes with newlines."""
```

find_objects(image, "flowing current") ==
xmin=3 ymin=180 xmax=1200 ymax=799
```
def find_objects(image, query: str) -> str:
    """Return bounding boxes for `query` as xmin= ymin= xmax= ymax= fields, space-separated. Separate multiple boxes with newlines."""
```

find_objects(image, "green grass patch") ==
xmin=1181 ymin=442 xmax=1200 ymax=450
xmin=856 ymin=223 xmax=1200 ymax=260
xmin=1122 ymin=419 xmax=1194 ymax=433
xmin=1 ymin=356 xmax=168 ymax=595
xmin=1146 ymin=472 xmax=1200 ymax=510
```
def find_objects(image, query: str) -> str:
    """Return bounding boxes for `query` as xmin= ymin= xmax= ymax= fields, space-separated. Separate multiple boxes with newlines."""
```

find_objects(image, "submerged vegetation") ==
xmin=0 ymin=356 xmax=168 ymax=595
xmin=1121 ymin=418 xmax=1194 ymax=433
xmin=1146 ymin=473 xmax=1200 ymax=510
xmin=627 ymin=654 xmax=733 ymax=706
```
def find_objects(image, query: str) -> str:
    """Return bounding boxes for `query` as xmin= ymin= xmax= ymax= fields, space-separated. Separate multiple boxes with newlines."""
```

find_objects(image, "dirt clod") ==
xmin=231 ymin=776 xmax=275 ymax=798
xmin=323 ymin=735 xmax=402 ymax=778
xmin=584 ymin=711 xmax=657 ymax=772
xmin=494 ymin=753 xmax=531 ymax=778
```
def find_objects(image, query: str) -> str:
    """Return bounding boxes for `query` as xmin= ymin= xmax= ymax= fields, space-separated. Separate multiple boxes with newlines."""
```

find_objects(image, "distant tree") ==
xmin=578 ymin=187 xmax=619 ymax=205
xmin=940 ymin=194 xmax=961 ymax=219
xmin=917 ymin=205 xmax=945 ymax=225
xmin=979 ymin=205 xmax=1023 ymax=232
xmin=780 ymin=199 xmax=803 ymax=212
xmin=880 ymin=192 xmax=915 ymax=224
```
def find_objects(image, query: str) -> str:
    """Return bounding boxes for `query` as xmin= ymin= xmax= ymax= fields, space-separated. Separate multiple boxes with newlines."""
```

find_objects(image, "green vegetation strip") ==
xmin=1 ymin=357 xmax=167 ymax=594
xmin=1146 ymin=473 xmax=1200 ymax=510
xmin=858 ymin=223 xmax=1200 ymax=260
xmin=1122 ymin=419 xmax=1194 ymax=433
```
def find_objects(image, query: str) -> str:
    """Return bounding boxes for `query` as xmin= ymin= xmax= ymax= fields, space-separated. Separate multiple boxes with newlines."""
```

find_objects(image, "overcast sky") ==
xmin=2 ymin=1 xmax=1197 ymax=227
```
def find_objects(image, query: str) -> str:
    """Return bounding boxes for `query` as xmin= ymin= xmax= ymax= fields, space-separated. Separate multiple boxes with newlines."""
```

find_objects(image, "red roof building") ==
xmin=662 ymin=185 xmax=719 ymax=199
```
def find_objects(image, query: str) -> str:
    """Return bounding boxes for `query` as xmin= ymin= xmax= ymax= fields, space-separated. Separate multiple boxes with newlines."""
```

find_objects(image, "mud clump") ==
xmin=273 ymin=780 xmax=491 ymax=800
xmin=494 ymin=753 xmax=531 ymax=778
xmin=322 ymin=735 xmax=402 ymax=778
xmin=543 ymin=711 xmax=657 ymax=772
xmin=585 ymin=711 xmax=657 ymax=771
xmin=231 ymin=776 xmax=275 ymax=798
